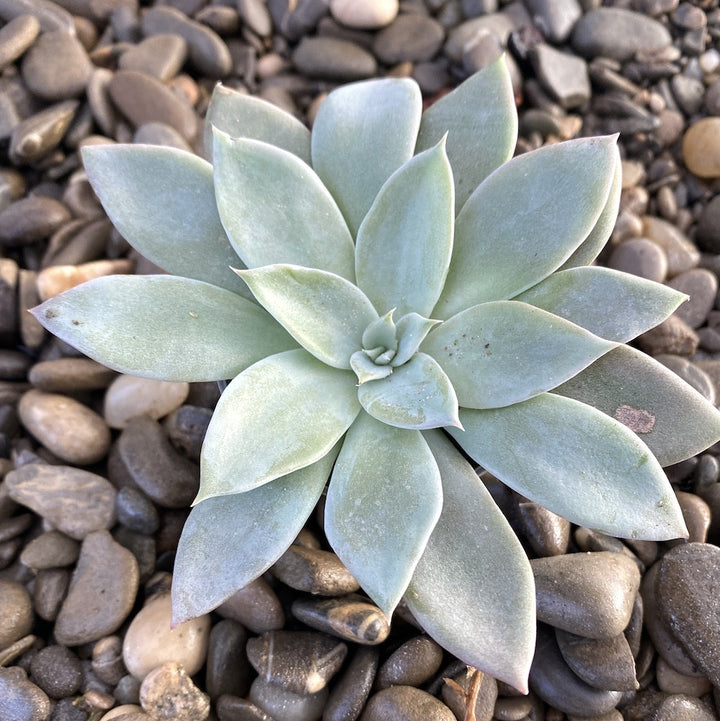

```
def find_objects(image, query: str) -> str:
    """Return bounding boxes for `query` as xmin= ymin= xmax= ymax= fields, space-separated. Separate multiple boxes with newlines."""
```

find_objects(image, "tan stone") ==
xmin=36 ymin=259 xmax=134 ymax=300
xmin=682 ymin=117 xmax=720 ymax=178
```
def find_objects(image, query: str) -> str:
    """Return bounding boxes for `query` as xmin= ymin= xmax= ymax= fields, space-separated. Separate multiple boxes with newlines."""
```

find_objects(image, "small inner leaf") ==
xmin=350 ymin=350 xmax=394 ymax=384
xmin=393 ymin=313 xmax=441 ymax=367
xmin=362 ymin=310 xmax=397 ymax=352
xmin=358 ymin=353 xmax=461 ymax=430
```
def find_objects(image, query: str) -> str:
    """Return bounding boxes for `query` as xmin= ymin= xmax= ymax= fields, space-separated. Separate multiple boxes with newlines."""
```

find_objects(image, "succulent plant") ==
xmin=33 ymin=58 xmax=720 ymax=690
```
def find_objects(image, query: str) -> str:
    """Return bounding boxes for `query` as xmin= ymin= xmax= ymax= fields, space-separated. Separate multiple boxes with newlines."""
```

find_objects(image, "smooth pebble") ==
xmin=249 ymin=676 xmax=328 ymax=721
xmin=104 ymin=375 xmax=189 ymax=429
xmin=376 ymin=635 xmax=443 ymax=689
xmin=0 ymin=579 xmax=33 ymax=648
xmin=271 ymin=545 xmax=359 ymax=596
xmin=359 ymin=685 xmax=455 ymax=721
xmin=206 ymin=619 xmax=251 ymax=700
xmin=683 ymin=118 xmax=720 ymax=178
xmin=216 ymin=577 xmax=285 ymax=634
xmin=0 ymin=666 xmax=51 ymax=721
xmin=330 ymin=0 xmax=398 ymax=29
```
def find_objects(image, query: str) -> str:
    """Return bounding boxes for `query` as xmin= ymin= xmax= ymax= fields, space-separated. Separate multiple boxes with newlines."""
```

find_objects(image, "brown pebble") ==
xmin=36 ymin=258 xmax=134 ymax=300
xmin=637 ymin=315 xmax=699 ymax=357
xmin=139 ymin=661 xmax=210 ymax=721
xmin=683 ymin=118 xmax=720 ymax=178
xmin=29 ymin=358 xmax=117 ymax=393
xmin=20 ymin=530 xmax=79 ymax=569
xmin=0 ymin=196 xmax=71 ymax=247
xmin=324 ymin=646 xmax=379 ymax=721
xmin=9 ymin=100 xmax=79 ymax=165
xmin=271 ymin=544 xmax=360 ymax=596
xmin=118 ymin=34 xmax=188 ymax=82
xmin=376 ymin=635 xmax=443 ymax=689
xmin=33 ymin=568 xmax=70 ymax=622
xmin=656 ymin=656 xmax=712 ymax=697
xmin=517 ymin=500 xmax=570 ymax=556
xmin=360 ymin=685 xmax=455 ymax=721
xmin=0 ymin=14 xmax=40 ymax=72
xmin=0 ymin=579 xmax=33 ymax=648
xmin=206 ymin=619 xmax=250 ymax=700
xmin=216 ymin=578 xmax=285 ymax=634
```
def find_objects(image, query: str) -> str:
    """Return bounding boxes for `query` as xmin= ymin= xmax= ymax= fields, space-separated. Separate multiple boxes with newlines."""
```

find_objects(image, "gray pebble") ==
xmin=247 ymin=631 xmax=347 ymax=694
xmin=271 ymin=545 xmax=359 ymax=596
xmin=696 ymin=196 xmax=720 ymax=254
xmin=376 ymin=636 xmax=443 ymax=689
xmin=28 ymin=358 xmax=116 ymax=394
xmin=5 ymin=464 xmax=117 ymax=540
xmin=163 ymin=405 xmax=212 ymax=461
xmin=30 ymin=645 xmax=82 ymax=699
xmin=530 ymin=44 xmax=590 ymax=110
xmin=532 ymin=552 xmax=641 ymax=639
xmin=21 ymin=30 xmax=92 ymax=102
xmin=555 ymin=628 xmax=638 ymax=691
xmin=33 ymin=568 xmax=70 ymax=622
xmin=293 ymin=37 xmax=377 ymax=80
xmin=524 ymin=0 xmax=581 ymax=43
xmin=0 ymin=196 xmax=71 ymax=247
xmin=108 ymin=414 xmax=199 ymax=509
xmin=20 ymin=530 xmax=79 ymax=569
xmin=517 ymin=500 xmax=570 ymax=557
xmin=0 ymin=666 xmax=51 ymax=721
xmin=0 ymin=257 xmax=18 ymax=342
xmin=43 ymin=217 xmax=112 ymax=267
xmin=359 ymin=685 xmax=455 ymax=721
xmin=133 ymin=122 xmax=193 ymax=152
xmin=249 ymin=676 xmax=328 ymax=721
xmin=216 ymin=577 xmax=285 ymax=634
xmin=116 ymin=486 xmax=160 ymax=535
xmin=216 ymin=695 xmax=276 ymax=721
xmin=637 ymin=315 xmax=699 ymax=357
xmin=92 ymin=636 xmax=126 ymax=686
xmin=54 ymin=530 xmax=139 ymax=646
xmin=109 ymin=70 xmax=198 ymax=141
xmin=0 ymin=349 xmax=31 ymax=380
xmin=608 ymin=238 xmax=668 ymax=282
xmin=0 ymin=579 xmax=33 ymax=648
xmin=571 ymin=8 xmax=671 ymax=61
xmin=118 ymin=34 xmax=188 ymax=82
xmin=0 ymin=15 xmax=41 ymax=73
xmin=444 ymin=14 xmax=516 ymax=63
xmin=10 ymin=99 xmax=78 ymax=164
xmin=656 ymin=543 xmax=720 ymax=686
xmin=206 ymin=619 xmax=251 ymax=700
xmin=675 ymin=491 xmax=711 ymax=544
xmin=668 ymin=269 xmax=717 ymax=329
xmin=238 ymin=0 xmax=273 ymax=37
xmin=654 ymin=355 xmax=715 ymax=403
xmin=530 ymin=625 xmax=623 ymax=716
xmin=671 ymin=74 xmax=705 ymax=116
xmin=291 ymin=596 xmax=390 ymax=645
xmin=641 ymin=215 xmax=700 ymax=276
xmin=655 ymin=694 xmax=717 ymax=721
xmin=324 ymin=646 xmax=378 ymax=721
xmin=373 ymin=14 xmax=444 ymax=64
xmin=114 ymin=527 xmax=157 ymax=584
xmin=141 ymin=6 xmax=232 ymax=79
xmin=0 ymin=0 xmax=74 ymax=34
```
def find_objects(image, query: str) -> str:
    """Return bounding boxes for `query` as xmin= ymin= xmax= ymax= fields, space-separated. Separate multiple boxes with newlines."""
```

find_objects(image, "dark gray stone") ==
xmin=293 ymin=37 xmax=377 ymax=80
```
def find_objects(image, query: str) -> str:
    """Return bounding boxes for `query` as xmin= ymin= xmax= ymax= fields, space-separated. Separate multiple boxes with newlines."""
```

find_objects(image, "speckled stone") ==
xmin=0 ymin=579 xmax=33 ymax=648
xmin=140 ymin=662 xmax=210 ymax=721
xmin=5 ymin=464 xmax=117 ymax=540
xmin=54 ymin=530 xmax=139 ymax=646
xmin=0 ymin=666 xmax=51 ymax=721
xmin=29 ymin=645 xmax=83 ymax=699
xmin=360 ymin=685 xmax=455 ymax=721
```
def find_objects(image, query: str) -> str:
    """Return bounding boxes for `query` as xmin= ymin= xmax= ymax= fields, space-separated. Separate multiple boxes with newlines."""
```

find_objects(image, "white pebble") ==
xmin=103 ymin=374 xmax=189 ymax=429
xmin=330 ymin=0 xmax=398 ymax=29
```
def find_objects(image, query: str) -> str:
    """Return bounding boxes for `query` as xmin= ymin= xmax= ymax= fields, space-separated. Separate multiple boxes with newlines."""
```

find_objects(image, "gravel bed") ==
xmin=3 ymin=0 xmax=720 ymax=720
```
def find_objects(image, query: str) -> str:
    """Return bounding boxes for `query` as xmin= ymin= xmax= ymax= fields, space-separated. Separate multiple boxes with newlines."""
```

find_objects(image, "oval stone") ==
xmin=205 ymin=619 xmax=250 ymax=700
xmin=216 ymin=577 xmax=285 ymax=634
xmin=271 ymin=545 xmax=359 ymax=596
xmin=0 ymin=196 xmax=71 ymax=247
xmin=324 ymin=646 xmax=379 ymax=721
xmin=249 ymin=676 xmax=328 ymax=721
xmin=0 ymin=15 xmax=40 ymax=73
xmin=376 ymin=636 xmax=444 ymax=689
xmin=683 ymin=118 xmax=720 ymax=179
xmin=0 ymin=579 xmax=33 ymax=648
xmin=19 ymin=389 xmax=111 ymax=465
xmin=330 ymin=0 xmax=398 ymax=29
xmin=29 ymin=358 xmax=116 ymax=393
xmin=292 ymin=37 xmax=377 ymax=81
xmin=291 ymin=597 xmax=390 ymax=645
xmin=668 ymin=269 xmax=718 ymax=330
xmin=104 ymin=375 xmax=189 ymax=429
xmin=140 ymin=662 xmax=210 ymax=721
xmin=359 ymin=686 xmax=455 ymax=721
xmin=123 ymin=592 xmax=210 ymax=680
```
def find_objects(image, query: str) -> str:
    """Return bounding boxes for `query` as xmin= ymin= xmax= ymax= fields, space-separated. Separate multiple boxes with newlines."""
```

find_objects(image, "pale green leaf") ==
xmin=213 ymin=131 xmax=355 ymax=280
xmin=422 ymin=301 xmax=616 ymax=409
xmin=559 ymin=144 xmax=622 ymax=269
xmin=203 ymin=84 xmax=311 ymax=164
xmin=237 ymin=265 xmax=378 ymax=369
xmin=31 ymin=275 xmax=296 ymax=381
xmin=434 ymin=136 xmax=619 ymax=319
xmin=350 ymin=351 xmax=393 ymax=384
xmin=82 ymin=144 xmax=250 ymax=297
xmin=311 ymin=78 xmax=422 ymax=236
xmin=393 ymin=313 xmax=440 ymax=367
xmin=449 ymin=394 xmax=688 ymax=541
xmin=406 ymin=431 xmax=535 ymax=692
xmin=325 ymin=412 xmax=442 ymax=616
xmin=362 ymin=310 xmax=397 ymax=353
xmin=198 ymin=349 xmax=360 ymax=500
xmin=358 ymin=353 xmax=460 ymax=430
xmin=556 ymin=345 xmax=720 ymax=466
xmin=172 ymin=447 xmax=337 ymax=624
xmin=514 ymin=267 xmax=687 ymax=343
xmin=416 ymin=56 xmax=518 ymax=212
xmin=355 ymin=141 xmax=454 ymax=317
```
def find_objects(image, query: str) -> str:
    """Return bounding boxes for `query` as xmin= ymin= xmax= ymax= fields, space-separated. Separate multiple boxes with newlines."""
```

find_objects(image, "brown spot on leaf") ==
xmin=614 ymin=405 xmax=655 ymax=433
xmin=44 ymin=309 xmax=58 ymax=319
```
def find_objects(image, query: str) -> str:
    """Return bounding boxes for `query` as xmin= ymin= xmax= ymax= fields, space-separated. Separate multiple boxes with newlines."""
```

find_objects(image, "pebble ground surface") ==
xmin=2 ymin=0 xmax=720 ymax=720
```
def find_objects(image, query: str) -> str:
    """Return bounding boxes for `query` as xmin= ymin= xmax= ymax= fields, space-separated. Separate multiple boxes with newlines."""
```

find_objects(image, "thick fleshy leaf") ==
xmin=31 ymin=275 xmax=296 ymax=381
xmin=362 ymin=311 xmax=397 ymax=353
xmin=355 ymin=141 xmax=454 ymax=317
xmin=556 ymin=345 xmax=720 ymax=466
xmin=311 ymin=78 xmax=422 ymax=236
xmin=198 ymin=349 xmax=360 ymax=500
xmin=514 ymin=267 xmax=687 ymax=343
xmin=213 ymin=131 xmax=355 ymax=279
xmin=357 ymin=353 xmax=460 ymax=430
xmin=237 ymin=265 xmax=378 ymax=369
xmin=449 ymin=394 xmax=688 ymax=541
xmin=82 ymin=145 xmax=250 ymax=297
xmin=406 ymin=431 xmax=535 ymax=692
xmin=172 ymin=447 xmax=337 ymax=623
xmin=203 ymin=84 xmax=311 ymax=163
xmin=434 ymin=136 xmax=618 ymax=319
xmin=350 ymin=351 xmax=393 ymax=384
xmin=559 ymin=144 xmax=622 ymax=269
xmin=325 ymin=412 xmax=442 ymax=616
xmin=416 ymin=56 xmax=518 ymax=212
xmin=422 ymin=301 xmax=616 ymax=409
xmin=393 ymin=313 xmax=440 ymax=367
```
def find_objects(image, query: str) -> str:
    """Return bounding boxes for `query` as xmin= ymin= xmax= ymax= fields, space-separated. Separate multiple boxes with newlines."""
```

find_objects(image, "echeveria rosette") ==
xmin=30 ymin=57 xmax=720 ymax=692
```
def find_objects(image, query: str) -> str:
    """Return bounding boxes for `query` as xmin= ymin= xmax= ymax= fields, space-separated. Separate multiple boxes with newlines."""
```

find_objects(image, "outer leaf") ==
xmin=172 ymin=447 xmax=337 ymax=624
xmin=203 ymin=84 xmax=311 ymax=164
xmin=357 ymin=353 xmax=460 ymax=430
xmin=325 ymin=412 xmax=442 ymax=616
xmin=406 ymin=431 xmax=535 ymax=692
xmin=556 ymin=345 xmax=720 ymax=466
xmin=422 ymin=301 xmax=616 ymax=409
xmin=82 ymin=145 xmax=250 ymax=297
xmin=514 ymin=267 xmax=687 ymax=343
xmin=355 ymin=140 xmax=454 ymax=317
xmin=213 ymin=131 xmax=355 ymax=280
xmin=199 ymin=349 xmax=360 ymax=500
xmin=449 ymin=394 xmax=688 ymax=541
xmin=416 ymin=56 xmax=518 ymax=212
xmin=434 ymin=137 xmax=618 ymax=319
xmin=31 ymin=275 xmax=296 ymax=381
xmin=237 ymin=265 xmax=378 ymax=369
xmin=311 ymin=78 xmax=422 ymax=236
xmin=559 ymin=144 xmax=622 ymax=269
